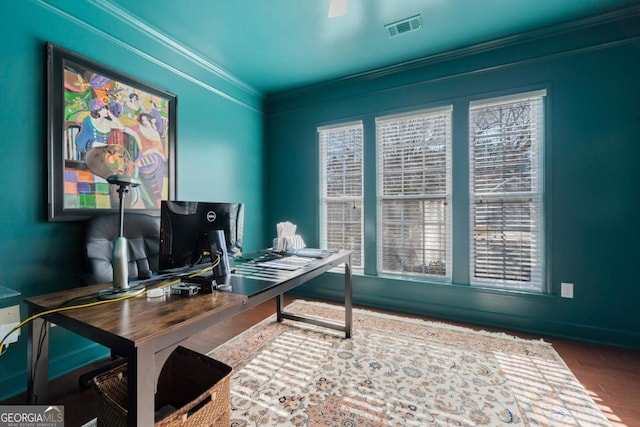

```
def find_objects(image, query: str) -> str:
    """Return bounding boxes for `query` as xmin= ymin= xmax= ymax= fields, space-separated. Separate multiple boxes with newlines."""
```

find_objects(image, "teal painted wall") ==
xmin=2 ymin=0 xmax=638 ymax=404
xmin=265 ymin=13 xmax=640 ymax=349
xmin=0 ymin=1 xmax=265 ymax=400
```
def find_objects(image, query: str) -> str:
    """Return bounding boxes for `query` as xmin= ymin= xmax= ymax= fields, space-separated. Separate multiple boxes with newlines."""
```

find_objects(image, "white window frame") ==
xmin=318 ymin=121 xmax=364 ymax=269
xmin=376 ymin=106 xmax=452 ymax=280
xmin=469 ymin=90 xmax=546 ymax=292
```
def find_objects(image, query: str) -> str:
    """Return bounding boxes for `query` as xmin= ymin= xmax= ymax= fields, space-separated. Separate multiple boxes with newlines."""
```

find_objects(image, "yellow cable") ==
xmin=0 ymin=291 xmax=140 ymax=355
xmin=0 ymin=256 xmax=221 ymax=356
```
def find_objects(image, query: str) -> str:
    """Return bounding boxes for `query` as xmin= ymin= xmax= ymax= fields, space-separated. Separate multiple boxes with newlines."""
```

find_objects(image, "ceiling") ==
xmin=110 ymin=0 xmax=637 ymax=94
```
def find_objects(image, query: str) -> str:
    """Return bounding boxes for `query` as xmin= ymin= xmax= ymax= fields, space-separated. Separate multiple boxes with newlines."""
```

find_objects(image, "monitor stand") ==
xmin=183 ymin=270 xmax=231 ymax=293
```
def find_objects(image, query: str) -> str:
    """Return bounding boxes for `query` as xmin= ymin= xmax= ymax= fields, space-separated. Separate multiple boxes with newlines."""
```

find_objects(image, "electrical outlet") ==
xmin=561 ymin=282 xmax=574 ymax=299
xmin=0 ymin=305 xmax=19 ymax=324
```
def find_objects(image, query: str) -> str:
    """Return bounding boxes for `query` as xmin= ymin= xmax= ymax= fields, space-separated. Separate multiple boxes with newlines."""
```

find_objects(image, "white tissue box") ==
xmin=273 ymin=235 xmax=305 ymax=252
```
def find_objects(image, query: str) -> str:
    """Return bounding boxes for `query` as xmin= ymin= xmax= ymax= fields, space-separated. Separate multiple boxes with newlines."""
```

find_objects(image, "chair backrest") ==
xmin=84 ymin=212 xmax=160 ymax=284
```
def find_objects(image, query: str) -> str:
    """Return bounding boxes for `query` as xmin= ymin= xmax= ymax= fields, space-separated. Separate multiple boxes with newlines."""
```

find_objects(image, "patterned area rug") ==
xmin=208 ymin=300 xmax=610 ymax=427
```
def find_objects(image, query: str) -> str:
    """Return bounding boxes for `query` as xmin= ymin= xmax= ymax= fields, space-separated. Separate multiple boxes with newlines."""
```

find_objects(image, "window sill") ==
xmin=323 ymin=269 xmax=555 ymax=299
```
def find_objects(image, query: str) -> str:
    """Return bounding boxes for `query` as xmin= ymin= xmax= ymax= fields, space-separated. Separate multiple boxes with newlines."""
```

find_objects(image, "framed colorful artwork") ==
xmin=46 ymin=42 xmax=177 ymax=221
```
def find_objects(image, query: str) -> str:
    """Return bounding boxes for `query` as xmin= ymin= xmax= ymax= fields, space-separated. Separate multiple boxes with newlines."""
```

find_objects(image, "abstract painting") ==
xmin=47 ymin=42 xmax=177 ymax=221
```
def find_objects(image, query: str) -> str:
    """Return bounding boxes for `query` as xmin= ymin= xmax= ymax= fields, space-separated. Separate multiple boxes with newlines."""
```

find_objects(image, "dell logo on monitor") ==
xmin=206 ymin=211 xmax=217 ymax=222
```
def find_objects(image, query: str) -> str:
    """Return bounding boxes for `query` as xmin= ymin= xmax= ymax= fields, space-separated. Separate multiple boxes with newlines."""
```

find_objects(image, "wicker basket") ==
xmin=92 ymin=346 xmax=232 ymax=427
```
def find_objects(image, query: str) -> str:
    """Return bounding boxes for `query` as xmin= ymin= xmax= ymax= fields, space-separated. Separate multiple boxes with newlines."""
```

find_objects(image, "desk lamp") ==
xmin=98 ymin=175 xmax=145 ymax=300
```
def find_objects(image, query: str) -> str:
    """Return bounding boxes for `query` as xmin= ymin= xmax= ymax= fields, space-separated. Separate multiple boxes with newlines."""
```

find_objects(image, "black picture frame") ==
xmin=46 ymin=42 xmax=177 ymax=221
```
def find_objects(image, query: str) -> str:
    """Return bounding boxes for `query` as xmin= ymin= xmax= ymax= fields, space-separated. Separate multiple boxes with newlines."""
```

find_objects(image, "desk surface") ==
xmin=24 ymin=250 xmax=350 ymax=349
xmin=227 ymin=251 xmax=344 ymax=297
xmin=24 ymin=284 xmax=247 ymax=348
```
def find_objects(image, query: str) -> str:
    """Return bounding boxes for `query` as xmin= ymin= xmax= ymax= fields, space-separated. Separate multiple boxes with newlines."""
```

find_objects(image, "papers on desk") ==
xmin=257 ymin=256 xmax=312 ymax=270
xmin=286 ymin=248 xmax=334 ymax=258
xmin=231 ymin=253 xmax=315 ymax=282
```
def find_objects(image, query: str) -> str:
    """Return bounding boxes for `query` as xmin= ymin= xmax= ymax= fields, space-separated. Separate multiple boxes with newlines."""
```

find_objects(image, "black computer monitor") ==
xmin=159 ymin=201 xmax=244 ymax=275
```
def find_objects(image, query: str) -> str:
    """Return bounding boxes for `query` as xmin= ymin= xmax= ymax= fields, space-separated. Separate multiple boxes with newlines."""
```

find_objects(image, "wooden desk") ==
xmin=24 ymin=250 xmax=351 ymax=426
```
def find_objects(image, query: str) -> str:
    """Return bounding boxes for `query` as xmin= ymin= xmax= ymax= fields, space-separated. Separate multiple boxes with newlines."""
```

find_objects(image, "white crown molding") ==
xmin=92 ymin=0 xmax=260 ymax=97
xmin=35 ymin=0 xmax=262 ymax=112
xmin=271 ymin=4 xmax=640 ymax=102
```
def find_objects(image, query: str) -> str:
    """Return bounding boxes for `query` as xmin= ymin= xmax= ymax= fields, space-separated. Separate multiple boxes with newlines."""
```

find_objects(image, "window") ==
xmin=376 ymin=107 xmax=452 ymax=279
xmin=319 ymin=122 xmax=364 ymax=269
xmin=469 ymin=90 xmax=546 ymax=291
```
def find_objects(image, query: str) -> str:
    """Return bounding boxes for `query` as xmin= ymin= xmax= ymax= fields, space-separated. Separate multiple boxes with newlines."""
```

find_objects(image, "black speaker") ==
xmin=207 ymin=229 xmax=230 ymax=282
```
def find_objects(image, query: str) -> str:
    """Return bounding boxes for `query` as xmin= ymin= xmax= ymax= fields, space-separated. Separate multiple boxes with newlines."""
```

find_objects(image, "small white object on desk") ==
xmin=147 ymin=288 xmax=164 ymax=298
xmin=273 ymin=221 xmax=306 ymax=252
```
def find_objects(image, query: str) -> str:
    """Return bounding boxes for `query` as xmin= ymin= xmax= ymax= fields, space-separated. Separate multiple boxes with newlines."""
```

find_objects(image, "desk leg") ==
xmin=276 ymin=294 xmax=284 ymax=322
xmin=344 ymin=254 xmax=352 ymax=339
xmin=276 ymin=254 xmax=353 ymax=338
xmin=128 ymin=345 xmax=155 ymax=426
xmin=27 ymin=309 xmax=49 ymax=404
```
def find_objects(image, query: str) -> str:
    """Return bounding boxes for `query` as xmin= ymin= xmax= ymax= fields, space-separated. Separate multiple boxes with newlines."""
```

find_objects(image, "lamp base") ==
xmin=98 ymin=286 xmax=145 ymax=300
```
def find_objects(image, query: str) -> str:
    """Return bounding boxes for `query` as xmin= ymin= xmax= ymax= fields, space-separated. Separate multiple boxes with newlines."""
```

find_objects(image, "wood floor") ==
xmin=3 ymin=294 xmax=639 ymax=427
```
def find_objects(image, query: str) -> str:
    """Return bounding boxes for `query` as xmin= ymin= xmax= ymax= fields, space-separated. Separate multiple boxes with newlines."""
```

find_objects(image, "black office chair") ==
xmin=83 ymin=212 xmax=161 ymax=284
xmin=79 ymin=212 xmax=160 ymax=388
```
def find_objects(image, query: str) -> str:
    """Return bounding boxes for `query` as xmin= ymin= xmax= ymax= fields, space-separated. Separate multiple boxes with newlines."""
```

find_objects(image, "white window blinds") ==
xmin=376 ymin=107 xmax=452 ymax=279
xmin=319 ymin=122 xmax=364 ymax=269
xmin=469 ymin=90 xmax=546 ymax=291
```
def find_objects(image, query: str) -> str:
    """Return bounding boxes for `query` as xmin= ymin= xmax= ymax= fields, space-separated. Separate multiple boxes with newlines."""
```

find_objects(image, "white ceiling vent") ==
xmin=385 ymin=14 xmax=422 ymax=38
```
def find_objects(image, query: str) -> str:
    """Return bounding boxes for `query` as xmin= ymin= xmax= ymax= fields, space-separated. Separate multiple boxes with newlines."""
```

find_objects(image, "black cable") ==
xmin=29 ymin=319 xmax=48 ymax=404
